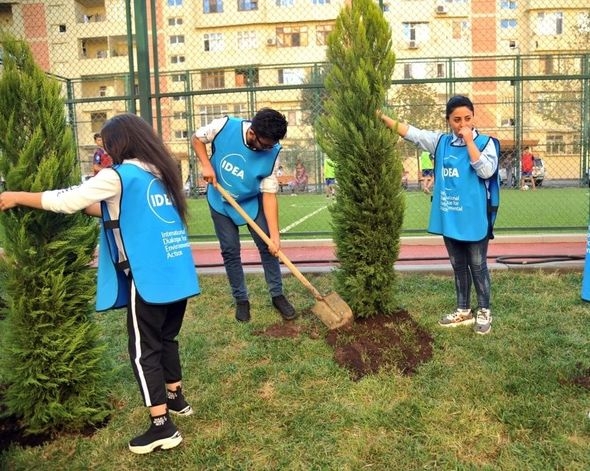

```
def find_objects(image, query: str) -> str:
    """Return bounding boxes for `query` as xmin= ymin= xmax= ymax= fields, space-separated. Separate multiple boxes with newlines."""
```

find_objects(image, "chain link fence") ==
xmin=1 ymin=0 xmax=589 ymax=235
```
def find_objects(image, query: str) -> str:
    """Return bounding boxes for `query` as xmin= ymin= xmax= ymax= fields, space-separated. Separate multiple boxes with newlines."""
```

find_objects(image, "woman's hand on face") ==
xmin=458 ymin=126 xmax=473 ymax=142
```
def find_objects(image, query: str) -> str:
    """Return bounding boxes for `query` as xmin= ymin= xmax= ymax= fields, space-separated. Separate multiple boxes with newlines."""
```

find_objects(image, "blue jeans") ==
xmin=210 ymin=206 xmax=283 ymax=302
xmin=443 ymin=236 xmax=491 ymax=311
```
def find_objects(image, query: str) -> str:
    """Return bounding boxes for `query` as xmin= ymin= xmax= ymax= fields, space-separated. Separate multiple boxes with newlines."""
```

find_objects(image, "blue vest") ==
xmin=428 ymin=133 xmax=500 ymax=241
xmin=96 ymin=164 xmax=200 ymax=311
xmin=207 ymin=117 xmax=280 ymax=225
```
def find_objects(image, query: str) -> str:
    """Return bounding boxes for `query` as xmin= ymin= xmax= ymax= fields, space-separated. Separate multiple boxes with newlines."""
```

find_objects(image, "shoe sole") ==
xmin=128 ymin=431 xmax=182 ymax=454
xmin=475 ymin=328 xmax=491 ymax=335
xmin=438 ymin=318 xmax=475 ymax=327
xmin=474 ymin=321 xmax=492 ymax=335
xmin=169 ymin=406 xmax=193 ymax=416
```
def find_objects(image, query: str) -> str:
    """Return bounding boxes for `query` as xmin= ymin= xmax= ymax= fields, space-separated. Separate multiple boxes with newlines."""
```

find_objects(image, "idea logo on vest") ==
xmin=147 ymin=178 xmax=177 ymax=224
xmin=219 ymin=153 xmax=247 ymax=188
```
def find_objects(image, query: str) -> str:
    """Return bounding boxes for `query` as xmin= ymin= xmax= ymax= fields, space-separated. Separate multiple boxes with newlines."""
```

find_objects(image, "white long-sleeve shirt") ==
xmin=404 ymin=125 xmax=498 ymax=179
xmin=41 ymin=160 xmax=159 ymax=267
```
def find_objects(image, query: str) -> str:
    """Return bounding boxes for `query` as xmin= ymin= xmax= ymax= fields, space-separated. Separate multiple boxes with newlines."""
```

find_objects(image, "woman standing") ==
xmin=379 ymin=95 xmax=499 ymax=335
xmin=0 ymin=113 xmax=200 ymax=453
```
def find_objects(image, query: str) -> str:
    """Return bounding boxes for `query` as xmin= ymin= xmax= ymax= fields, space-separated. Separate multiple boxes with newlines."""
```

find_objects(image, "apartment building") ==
xmin=1 ymin=0 xmax=588 ymax=183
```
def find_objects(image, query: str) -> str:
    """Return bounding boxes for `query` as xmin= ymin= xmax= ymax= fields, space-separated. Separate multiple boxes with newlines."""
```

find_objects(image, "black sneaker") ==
xmin=235 ymin=300 xmax=251 ymax=322
xmin=272 ymin=295 xmax=297 ymax=321
xmin=128 ymin=413 xmax=182 ymax=454
xmin=167 ymin=386 xmax=193 ymax=416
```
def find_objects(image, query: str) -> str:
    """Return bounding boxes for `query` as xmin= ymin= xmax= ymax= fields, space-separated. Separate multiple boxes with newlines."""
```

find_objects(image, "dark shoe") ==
xmin=235 ymin=300 xmax=251 ymax=322
xmin=128 ymin=413 xmax=182 ymax=454
xmin=272 ymin=295 xmax=297 ymax=321
xmin=167 ymin=386 xmax=193 ymax=416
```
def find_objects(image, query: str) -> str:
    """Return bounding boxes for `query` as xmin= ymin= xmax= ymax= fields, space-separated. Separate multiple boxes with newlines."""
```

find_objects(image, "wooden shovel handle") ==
xmin=214 ymin=183 xmax=323 ymax=300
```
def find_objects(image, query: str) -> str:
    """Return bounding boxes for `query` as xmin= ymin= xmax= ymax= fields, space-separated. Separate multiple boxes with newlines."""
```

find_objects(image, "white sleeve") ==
xmin=41 ymin=169 xmax=120 ymax=214
xmin=192 ymin=117 xmax=227 ymax=144
xmin=260 ymin=174 xmax=279 ymax=194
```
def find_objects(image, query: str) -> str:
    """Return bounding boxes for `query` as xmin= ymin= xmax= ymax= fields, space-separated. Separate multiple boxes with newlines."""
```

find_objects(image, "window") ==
xmin=278 ymin=68 xmax=305 ymax=85
xmin=199 ymin=104 xmax=229 ymax=127
xmin=500 ymin=0 xmax=516 ymax=9
xmin=277 ymin=0 xmax=294 ymax=5
xmin=174 ymin=130 xmax=188 ymax=139
xmin=235 ymin=68 xmax=259 ymax=87
xmin=204 ymin=33 xmax=223 ymax=52
xmin=168 ymin=0 xmax=183 ymax=5
xmin=171 ymin=55 xmax=186 ymax=64
xmin=578 ymin=13 xmax=590 ymax=34
xmin=537 ymin=12 xmax=563 ymax=35
xmin=541 ymin=55 xmax=554 ymax=74
xmin=276 ymin=26 xmax=308 ymax=47
xmin=91 ymin=112 xmax=107 ymax=133
xmin=98 ymin=86 xmax=107 ymax=97
xmin=573 ymin=134 xmax=581 ymax=155
xmin=312 ymin=0 xmax=330 ymax=4
xmin=402 ymin=22 xmax=429 ymax=44
xmin=453 ymin=61 xmax=468 ymax=77
xmin=451 ymin=20 xmax=469 ymax=39
xmin=204 ymin=0 xmax=223 ymax=13
xmin=402 ymin=62 xmax=427 ymax=80
xmin=169 ymin=35 xmax=185 ymax=45
xmin=172 ymin=73 xmax=186 ymax=82
xmin=436 ymin=62 xmax=446 ymax=78
xmin=237 ymin=31 xmax=257 ymax=49
xmin=546 ymin=134 xmax=565 ymax=154
xmin=233 ymin=103 xmax=249 ymax=117
xmin=316 ymin=24 xmax=333 ymax=46
xmin=501 ymin=118 xmax=515 ymax=127
xmin=168 ymin=17 xmax=183 ymax=26
xmin=238 ymin=0 xmax=257 ymax=11
xmin=172 ymin=95 xmax=186 ymax=101
xmin=59 ymin=24 xmax=66 ymax=33
xmin=201 ymin=70 xmax=225 ymax=89
xmin=500 ymin=19 xmax=517 ymax=29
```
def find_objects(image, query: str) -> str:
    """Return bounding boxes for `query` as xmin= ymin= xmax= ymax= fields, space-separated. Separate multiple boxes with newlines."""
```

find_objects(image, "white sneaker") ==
xmin=438 ymin=309 xmax=474 ymax=327
xmin=474 ymin=308 xmax=492 ymax=335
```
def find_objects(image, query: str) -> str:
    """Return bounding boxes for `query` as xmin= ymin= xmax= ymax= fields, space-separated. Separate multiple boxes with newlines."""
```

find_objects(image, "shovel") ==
xmin=214 ymin=183 xmax=354 ymax=330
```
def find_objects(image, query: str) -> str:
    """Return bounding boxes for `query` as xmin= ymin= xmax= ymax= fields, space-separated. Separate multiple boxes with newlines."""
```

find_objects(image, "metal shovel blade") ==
xmin=311 ymin=291 xmax=354 ymax=330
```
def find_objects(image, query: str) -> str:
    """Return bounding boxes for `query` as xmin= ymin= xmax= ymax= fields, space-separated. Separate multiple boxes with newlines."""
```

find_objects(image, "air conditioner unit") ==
xmin=435 ymin=5 xmax=448 ymax=14
xmin=266 ymin=38 xmax=276 ymax=46
xmin=408 ymin=40 xmax=418 ymax=49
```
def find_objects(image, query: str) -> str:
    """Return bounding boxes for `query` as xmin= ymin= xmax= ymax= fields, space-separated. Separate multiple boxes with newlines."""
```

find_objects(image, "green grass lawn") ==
xmin=2 ymin=270 xmax=590 ymax=469
xmin=187 ymin=187 xmax=590 ymax=241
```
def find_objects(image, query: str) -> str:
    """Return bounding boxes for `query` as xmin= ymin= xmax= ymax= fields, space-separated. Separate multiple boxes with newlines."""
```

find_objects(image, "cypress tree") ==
xmin=0 ymin=34 xmax=111 ymax=434
xmin=315 ymin=0 xmax=402 ymax=318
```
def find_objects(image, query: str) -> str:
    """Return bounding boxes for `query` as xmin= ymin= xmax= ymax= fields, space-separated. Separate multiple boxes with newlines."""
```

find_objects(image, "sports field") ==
xmin=186 ymin=186 xmax=590 ymax=241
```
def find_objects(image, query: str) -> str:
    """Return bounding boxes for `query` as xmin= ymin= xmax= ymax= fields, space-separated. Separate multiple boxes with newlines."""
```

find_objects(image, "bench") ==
xmin=277 ymin=175 xmax=293 ymax=192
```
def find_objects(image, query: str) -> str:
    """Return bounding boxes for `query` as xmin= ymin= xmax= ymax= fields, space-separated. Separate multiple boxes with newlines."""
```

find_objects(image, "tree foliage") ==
xmin=535 ymin=15 xmax=590 ymax=131
xmin=0 ymin=34 xmax=111 ymax=434
xmin=389 ymin=83 xmax=444 ymax=159
xmin=315 ymin=0 xmax=402 ymax=318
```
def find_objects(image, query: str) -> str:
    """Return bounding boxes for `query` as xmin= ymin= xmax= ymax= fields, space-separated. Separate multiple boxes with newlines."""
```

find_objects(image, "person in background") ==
xmin=289 ymin=160 xmax=308 ymax=195
xmin=378 ymin=95 xmax=499 ymax=335
xmin=520 ymin=146 xmax=535 ymax=190
xmin=419 ymin=150 xmax=434 ymax=194
xmin=92 ymin=132 xmax=113 ymax=175
xmin=0 ymin=113 xmax=200 ymax=454
xmin=324 ymin=156 xmax=336 ymax=198
xmin=191 ymin=107 xmax=296 ymax=323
